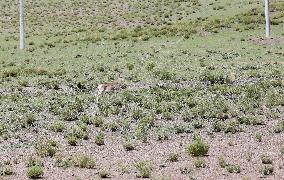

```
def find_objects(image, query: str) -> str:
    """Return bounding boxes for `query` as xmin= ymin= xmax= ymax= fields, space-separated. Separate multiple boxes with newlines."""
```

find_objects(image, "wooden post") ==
xmin=19 ymin=0 xmax=25 ymax=49
xmin=265 ymin=0 xmax=270 ymax=38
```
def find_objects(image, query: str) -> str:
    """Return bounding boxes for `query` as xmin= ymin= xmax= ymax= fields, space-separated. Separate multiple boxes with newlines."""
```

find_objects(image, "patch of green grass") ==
xmin=50 ymin=121 xmax=65 ymax=132
xmin=0 ymin=166 xmax=14 ymax=176
xmin=167 ymin=153 xmax=179 ymax=162
xmin=95 ymin=132 xmax=105 ymax=146
xmin=73 ymin=155 xmax=96 ymax=169
xmin=255 ymin=132 xmax=262 ymax=142
xmin=27 ymin=166 xmax=44 ymax=179
xmin=35 ymin=138 xmax=58 ymax=157
xmin=99 ymin=168 xmax=111 ymax=178
xmin=186 ymin=137 xmax=209 ymax=157
xmin=123 ymin=140 xmax=135 ymax=151
xmin=218 ymin=156 xmax=228 ymax=168
xmin=260 ymin=165 xmax=274 ymax=176
xmin=194 ymin=157 xmax=206 ymax=168
xmin=135 ymin=161 xmax=152 ymax=178
xmin=260 ymin=155 xmax=273 ymax=164
xmin=226 ymin=164 xmax=241 ymax=173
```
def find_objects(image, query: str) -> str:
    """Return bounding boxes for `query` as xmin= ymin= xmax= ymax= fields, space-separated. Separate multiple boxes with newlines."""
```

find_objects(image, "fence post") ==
xmin=19 ymin=0 xmax=25 ymax=49
xmin=265 ymin=0 xmax=270 ymax=38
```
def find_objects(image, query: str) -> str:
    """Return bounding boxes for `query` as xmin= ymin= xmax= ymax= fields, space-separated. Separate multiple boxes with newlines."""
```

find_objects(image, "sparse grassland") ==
xmin=0 ymin=0 xmax=284 ymax=179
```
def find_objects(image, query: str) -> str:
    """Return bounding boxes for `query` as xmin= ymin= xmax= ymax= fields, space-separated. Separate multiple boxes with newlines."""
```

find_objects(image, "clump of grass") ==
xmin=0 ymin=165 xmax=14 ymax=176
xmin=26 ymin=155 xmax=44 ymax=167
xmin=80 ymin=115 xmax=93 ymax=125
xmin=260 ymin=165 xmax=274 ymax=176
xmin=180 ymin=166 xmax=193 ymax=174
xmin=200 ymin=69 xmax=230 ymax=84
xmin=94 ymin=117 xmax=104 ymax=127
xmin=108 ymin=121 xmax=119 ymax=132
xmin=245 ymin=151 xmax=252 ymax=162
xmin=54 ymin=155 xmax=72 ymax=169
xmin=218 ymin=156 xmax=228 ymax=168
xmin=280 ymin=145 xmax=284 ymax=156
xmin=35 ymin=138 xmax=58 ymax=157
xmin=95 ymin=132 xmax=105 ymax=146
xmin=73 ymin=155 xmax=96 ymax=169
xmin=22 ymin=113 xmax=37 ymax=127
xmin=260 ymin=155 xmax=272 ymax=164
xmin=126 ymin=63 xmax=134 ymax=70
xmin=67 ymin=125 xmax=88 ymax=141
xmin=273 ymin=120 xmax=284 ymax=133
xmin=194 ymin=158 xmax=206 ymax=168
xmin=123 ymin=140 xmax=135 ymax=151
xmin=226 ymin=164 xmax=241 ymax=173
xmin=218 ymin=156 xmax=240 ymax=173
xmin=212 ymin=121 xmax=224 ymax=132
xmin=50 ymin=121 xmax=65 ymax=132
xmin=224 ymin=119 xmax=241 ymax=134
xmin=67 ymin=135 xmax=78 ymax=146
xmin=27 ymin=166 xmax=44 ymax=179
xmin=135 ymin=161 xmax=152 ymax=178
xmin=255 ymin=133 xmax=262 ymax=142
xmin=0 ymin=123 xmax=5 ymax=136
xmin=186 ymin=137 xmax=209 ymax=157
xmin=168 ymin=153 xmax=179 ymax=162
xmin=99 ymin=168 xmax=110 ymax=178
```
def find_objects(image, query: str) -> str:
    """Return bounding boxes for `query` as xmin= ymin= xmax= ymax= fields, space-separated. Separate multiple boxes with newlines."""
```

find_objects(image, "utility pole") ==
xmin=265 ymin=0 xmax=270 ymax=38
xmin=19 ymin=0 xmax=25 ymax=49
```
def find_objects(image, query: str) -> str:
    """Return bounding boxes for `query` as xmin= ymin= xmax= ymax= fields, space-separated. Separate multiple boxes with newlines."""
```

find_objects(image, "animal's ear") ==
xmin=118 ymin=73 xmax=124 ymax=79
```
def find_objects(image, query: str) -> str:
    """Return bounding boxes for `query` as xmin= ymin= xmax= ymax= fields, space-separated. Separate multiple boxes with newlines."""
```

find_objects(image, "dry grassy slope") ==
xmin=0 ymin=0 xmax=283 ymax=37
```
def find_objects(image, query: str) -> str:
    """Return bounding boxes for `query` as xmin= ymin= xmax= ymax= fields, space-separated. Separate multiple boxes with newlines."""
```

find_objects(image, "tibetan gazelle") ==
xmin=96 ymin=75 xmax=125 ymax=101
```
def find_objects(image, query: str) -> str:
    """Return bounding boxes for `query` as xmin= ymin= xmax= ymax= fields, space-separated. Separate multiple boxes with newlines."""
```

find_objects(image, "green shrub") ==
xmin=226 ymin=164 xmax=241 ymax=173
xmin=0 ymin=166 xmax=14 ymax=176
xmin=35 ymin=138 xmax=57 ymax=157
xmin=224 ymin=119 xmax=241 ymax=134
xmin=27 ymin=166 xmax=44 ymax=179
xmin=186 ymin=137 xmax=209 ymax=157
xmin=94 ymin=117 xmax=104 ymax=127
xmin=273 ymin=120 xmax=284 ymax=133
xmin=123 ymin=141 xmax=135 ymax=151
xmin=168 ymin=153 xmax=179 ymax=162
xmin=260 ymin=155 xmax=272 ymax=164
xmin=67 ymin=135 xmax=78 ymax=146
xmin=80 ymin=115 xmax=93 ymax=125
xmin=260 ymin=165 xmax=274 ymax=175
xmin=218 ymin=156 xmax=227 ymax=168
xmin=194 ymin=158 xmax=206 ymax=168
xmin=200 ymin=69 xmax=230 ymax=84
xmin=212 ymin=121 xmax=224 ymax=132
xmin=95 ymin=132 xmax=105 ymax=146
xmin=26 ymin=155 xmax=44 ymax=167
xmin=99 ymin=169 xmax=110 ymax=178
xmin=135 ymin=161 xmax=152 ymax=178
xmin=0 ymin=123 xmax=5 ymax=136
xmin=73 ymin=155 xmax=96 ymax=169
xmin=255 ymin=133 xmax=262 ymax=142
xmin=50 ymin=121 xmax=65 ymax=132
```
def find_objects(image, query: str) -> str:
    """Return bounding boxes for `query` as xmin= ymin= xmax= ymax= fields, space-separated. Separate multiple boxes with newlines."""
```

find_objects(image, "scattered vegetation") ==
xmin=0 ymin=0 xmax=283 ymax=179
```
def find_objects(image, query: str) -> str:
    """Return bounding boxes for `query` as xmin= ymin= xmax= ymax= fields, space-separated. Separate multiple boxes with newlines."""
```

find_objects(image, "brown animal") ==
xmin=96 ymin=75 xmax=124 ymax=96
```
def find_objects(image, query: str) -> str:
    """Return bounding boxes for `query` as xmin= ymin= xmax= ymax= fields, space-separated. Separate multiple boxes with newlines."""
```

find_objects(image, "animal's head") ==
xmin=117 ymin=73 xmax=124 ymax=83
